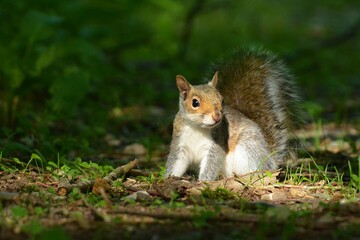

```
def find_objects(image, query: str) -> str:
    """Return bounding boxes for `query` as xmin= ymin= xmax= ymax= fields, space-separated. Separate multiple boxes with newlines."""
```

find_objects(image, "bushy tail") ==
xmin=209 ymin=48 xmax=301 ymax=164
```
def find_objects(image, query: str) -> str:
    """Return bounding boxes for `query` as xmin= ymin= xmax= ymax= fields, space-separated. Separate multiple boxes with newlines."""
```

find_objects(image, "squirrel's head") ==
xmin=176 ymin=72 xmax=223 ymax=128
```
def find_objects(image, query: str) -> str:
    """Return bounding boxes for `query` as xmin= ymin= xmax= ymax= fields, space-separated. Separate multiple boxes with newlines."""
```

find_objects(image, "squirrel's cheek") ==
xmin=186 ymin=113 xmax=203 ymax=123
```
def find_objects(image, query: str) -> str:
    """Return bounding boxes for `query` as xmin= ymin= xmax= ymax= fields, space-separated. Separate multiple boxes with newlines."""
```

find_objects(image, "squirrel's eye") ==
xmin=192 ymin=99 xmax=200 ymax=108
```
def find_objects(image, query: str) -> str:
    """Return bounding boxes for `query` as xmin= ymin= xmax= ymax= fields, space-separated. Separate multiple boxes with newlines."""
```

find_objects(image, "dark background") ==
xmin=1 ymin=0 xmax=359 ymax=160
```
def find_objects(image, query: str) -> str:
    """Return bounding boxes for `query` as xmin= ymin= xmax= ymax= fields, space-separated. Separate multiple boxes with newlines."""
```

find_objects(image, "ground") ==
xmin=0 ymin=123 xmax=359 ymax=240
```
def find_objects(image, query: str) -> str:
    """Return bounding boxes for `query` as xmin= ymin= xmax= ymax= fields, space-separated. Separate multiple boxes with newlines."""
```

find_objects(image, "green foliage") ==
xmin=158 ymin=166 xmax=167 ymax=180
xmin=201 ymin=187 xmax=235 ymax=202
xmin=22 ymin=219 xmax=44 ymax=237
xmin=69 ymin=188 xmax=82 ymax=200
xmin=38 ymin=226 xmax=70 ymax=240
xmin=49 ymin=67 xmax=91 ymax=113
xmin=192 ymin=208 xmax=218 ymax=228
xmin=138 ymin=173 xmax=155 ymax=184
xmin=24 ymin=152 xmax=45 ymax=173
xmin=45 ymin=156 xmax=114 ymax=180
xmin=169 ymin=191 xmax=186 ymax=208
xmin=34 ymin=207 xmax=45 ymax=217
xmin=11 ymin=205 xmax=29 ymax=219
xmin=0 ymin=0 xmax=358 ymax=160
xmin=303 ymin=102 xmax=324 ymax=121
xmin=348 ymin=156 xmax=360 ymax=192
xmin=0 ymin=154 xmax=24 ymax=173
xmin=285 ymin=156 xmax=337 ymax=187
xmin=72 ymin=158 xmax=114 ymax=178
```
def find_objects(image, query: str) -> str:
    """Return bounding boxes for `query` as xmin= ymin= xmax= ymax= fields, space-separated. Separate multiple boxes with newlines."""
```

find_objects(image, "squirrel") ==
xmin=165 ymin=48 xmax=300 ymax=181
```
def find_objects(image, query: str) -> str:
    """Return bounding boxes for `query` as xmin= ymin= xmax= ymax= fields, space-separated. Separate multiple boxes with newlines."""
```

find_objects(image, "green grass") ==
xmin=348 ymin=156 xmax=360 ymax=193
xmin=0 ymin=152 xmax=359 ymax=239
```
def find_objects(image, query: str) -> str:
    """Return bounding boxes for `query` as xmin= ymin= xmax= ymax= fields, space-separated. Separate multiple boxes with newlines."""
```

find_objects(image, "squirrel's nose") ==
xmin=212 ymin=111 xmax=222 ymax=123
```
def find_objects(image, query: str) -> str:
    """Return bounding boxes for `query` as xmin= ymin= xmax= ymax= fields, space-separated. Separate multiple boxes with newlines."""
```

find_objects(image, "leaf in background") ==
xmin=0 ymin=46 xmax=24 ymax=90
xmin=49 ymin=67 xmax=91 ymax=113
xmin=35 ymin=45 xmax=59 ymax=75
xmin=8 ymin=67 xmax=24 ymax=89
xmin=19 ymin=10 xmax=62 ymax=46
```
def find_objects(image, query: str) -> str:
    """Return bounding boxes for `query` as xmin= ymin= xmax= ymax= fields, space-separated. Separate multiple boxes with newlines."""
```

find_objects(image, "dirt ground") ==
xmin=0 ymin=123 xmax=359 ymax=239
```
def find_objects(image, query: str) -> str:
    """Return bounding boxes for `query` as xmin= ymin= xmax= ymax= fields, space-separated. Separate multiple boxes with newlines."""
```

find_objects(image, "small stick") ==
xmin=258 ymin=184 xmax=342 ymax=190
xmin=57 ymin=159 xmax=139 ymax=196
xmin=103 ymin=159 xmax=139 ymax=182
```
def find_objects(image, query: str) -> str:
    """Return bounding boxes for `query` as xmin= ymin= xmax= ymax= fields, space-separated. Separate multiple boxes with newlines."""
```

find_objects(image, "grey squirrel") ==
xmin=165 ymin=48 xmax=300 ymax=181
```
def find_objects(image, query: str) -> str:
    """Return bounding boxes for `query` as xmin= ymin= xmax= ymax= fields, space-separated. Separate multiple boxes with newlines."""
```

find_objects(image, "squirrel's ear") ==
xmin=176 ymin=75 xmax=191 ymax=100
xmin=209 ymin=71 xmax=219 ymax=88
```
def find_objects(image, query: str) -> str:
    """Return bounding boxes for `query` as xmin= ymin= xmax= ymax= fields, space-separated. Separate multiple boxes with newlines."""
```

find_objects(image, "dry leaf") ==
xmin=290 ymin=188 xmax=308 ymax=198
xmin=92 ymin=178 xmax=111 ymax=195
xmin=261 ymin=190 xmax=287 ymax=201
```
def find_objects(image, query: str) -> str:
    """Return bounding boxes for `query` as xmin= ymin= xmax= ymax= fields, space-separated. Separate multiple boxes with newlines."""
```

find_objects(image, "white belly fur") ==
xmin=179 ymin=125 xmax=213 ymax=165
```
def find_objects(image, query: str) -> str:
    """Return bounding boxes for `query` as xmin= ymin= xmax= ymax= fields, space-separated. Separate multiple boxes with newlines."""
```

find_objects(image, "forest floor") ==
xmin=0 ymin=123 xmax=359 ymax=240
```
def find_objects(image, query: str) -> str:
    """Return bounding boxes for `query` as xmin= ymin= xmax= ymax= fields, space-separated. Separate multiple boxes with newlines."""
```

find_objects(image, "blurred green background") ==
xmin=1 ymin=0 xmax=359 ymax=160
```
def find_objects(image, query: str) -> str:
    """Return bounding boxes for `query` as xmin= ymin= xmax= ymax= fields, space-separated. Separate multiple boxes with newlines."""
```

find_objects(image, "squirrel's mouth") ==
xmin=201 ymin=120 xmax=221 ymax=128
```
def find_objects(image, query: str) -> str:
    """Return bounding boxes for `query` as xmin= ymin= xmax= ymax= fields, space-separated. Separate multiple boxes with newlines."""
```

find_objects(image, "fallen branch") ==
xmin=110 ymin=207 xmax=340 ymax=229
xmin=110 ymin=207 xmax=259 ymax=224
xmin=57 ymin=179 xmax=95 ymax=196
xmin=57 ymin=159 xmax=139 ymax=196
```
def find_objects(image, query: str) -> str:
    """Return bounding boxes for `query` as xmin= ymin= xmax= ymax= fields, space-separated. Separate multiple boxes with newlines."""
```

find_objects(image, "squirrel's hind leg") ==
xmin=223 ymin=152 xmax=234 ymax=178
xmin=228 ymin=144 xmax=258 ymax=176
xmin=230 ymin=142 xmax=278 ymax=176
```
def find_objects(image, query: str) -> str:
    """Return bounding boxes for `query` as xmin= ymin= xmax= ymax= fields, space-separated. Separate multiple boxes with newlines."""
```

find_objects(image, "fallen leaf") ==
xmin=261 ymin=191 xmax=287 ymax=201
xmin=290 ymin=188 xmax=308 ymax=198
xmin=92 ymin=178 xmax=111 ymax=195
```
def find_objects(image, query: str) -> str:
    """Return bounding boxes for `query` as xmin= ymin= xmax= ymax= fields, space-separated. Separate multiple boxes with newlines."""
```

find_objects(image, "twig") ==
xmin=103 ymin=159 xmax=139 ymax=182
xmin=57 ymin=159 xmax=139 ymax=195
xmin=259 ymin=184 xmax=342 ymax=190
xmin=235 ymin=169 xmax=281 ymax=178
xmin=58 ymin=179 xmax=95 ymax=195
xmin=35 ymin=181 xmax=59 ymax=188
